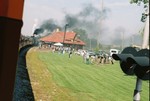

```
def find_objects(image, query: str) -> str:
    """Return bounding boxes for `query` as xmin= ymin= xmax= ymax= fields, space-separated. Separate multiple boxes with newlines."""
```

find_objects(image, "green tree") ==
xmin=130 ymin=0 xmax=149 ymax=22
xmin=130 ymin=0 xmax=149 ymax=43
xmin=130 ymin=0 xmax=149 ymax=4
xmin=73 ymin=28 xmax=87 ymax=41
xmin=73 ymin=28 xmax=97 ymax=49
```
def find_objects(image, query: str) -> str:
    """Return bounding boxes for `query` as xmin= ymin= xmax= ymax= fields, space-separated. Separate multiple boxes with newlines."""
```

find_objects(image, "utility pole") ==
xmin=131 ymin=34 xmax=134 ymax=46
xmin=101 ymin=0 xmax=103 ymax=10
xmin=121 ymin=32 xmax=124 ymax=51
xmin=97 ymin=0 xmax=104 ymax=49
xmin=90 ymin=38 xmax=91 ymax=50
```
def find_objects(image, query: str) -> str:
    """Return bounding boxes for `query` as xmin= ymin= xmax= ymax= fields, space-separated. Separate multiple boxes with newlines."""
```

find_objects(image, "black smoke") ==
xmin=63 ymin=3 xmax=110 ymax=41
xmin=40 ymin=19 xmax=61 ymax=33
xmin=38 ymin=3 xmax=111 ymax=45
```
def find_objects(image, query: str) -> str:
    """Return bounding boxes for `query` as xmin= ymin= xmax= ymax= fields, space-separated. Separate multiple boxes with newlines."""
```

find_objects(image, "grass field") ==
xmin=26 ymin=48 xmax=149 ymax=101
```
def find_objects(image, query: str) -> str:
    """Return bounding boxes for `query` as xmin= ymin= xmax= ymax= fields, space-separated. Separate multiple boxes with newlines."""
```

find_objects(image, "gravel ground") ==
xmin=13 ymin=45 xmax=35 ymax=101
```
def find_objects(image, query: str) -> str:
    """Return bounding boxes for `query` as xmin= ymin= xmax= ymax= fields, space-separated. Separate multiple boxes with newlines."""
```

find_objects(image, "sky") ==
xmin=21 ymin=0 xmax=146 ymax=45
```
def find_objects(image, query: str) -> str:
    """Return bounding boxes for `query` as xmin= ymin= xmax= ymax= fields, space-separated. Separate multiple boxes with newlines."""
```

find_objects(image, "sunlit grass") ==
xmin=27 ymin=48 xmax=149 ymax=101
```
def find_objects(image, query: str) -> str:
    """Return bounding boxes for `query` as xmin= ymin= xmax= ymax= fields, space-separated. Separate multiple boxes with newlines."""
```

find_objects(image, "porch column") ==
xmin=0 ymin=0 xmax=24 ymax=100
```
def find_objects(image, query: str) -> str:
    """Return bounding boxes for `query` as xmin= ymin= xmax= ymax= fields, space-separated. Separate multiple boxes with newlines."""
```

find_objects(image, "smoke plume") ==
xmin=40 ymin=19 xmax=61 ymax=33
xmin=63 ymin=3 xmax=110 ymax=41
xmin=37 ymin=3 xmax=142 ymax=46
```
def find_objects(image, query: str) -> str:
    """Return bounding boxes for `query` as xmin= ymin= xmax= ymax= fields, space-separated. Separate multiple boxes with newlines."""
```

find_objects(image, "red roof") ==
xmin=40 ymin=31 xmax=85 ymax=45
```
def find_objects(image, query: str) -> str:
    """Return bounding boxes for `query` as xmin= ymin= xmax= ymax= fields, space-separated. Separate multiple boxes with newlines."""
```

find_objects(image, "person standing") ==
xmin=86 ymin=52 xmax=90 ymax=64
xmin=69 ymin=47 xmax=72 ymax=58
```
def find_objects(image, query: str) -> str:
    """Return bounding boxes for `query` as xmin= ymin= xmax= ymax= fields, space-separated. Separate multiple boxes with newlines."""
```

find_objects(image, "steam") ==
xmin=31 ymin=18 xmax=39 ymax=35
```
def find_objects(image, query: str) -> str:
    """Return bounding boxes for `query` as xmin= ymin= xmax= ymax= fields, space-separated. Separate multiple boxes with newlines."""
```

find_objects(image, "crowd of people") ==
xmin=80 ymin=50 xmax=114 ymax=65
xmin=38 ymin=43 xmax=114 ymax=65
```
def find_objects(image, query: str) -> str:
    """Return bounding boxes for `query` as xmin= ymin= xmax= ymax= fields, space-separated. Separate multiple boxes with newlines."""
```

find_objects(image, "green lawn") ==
xmin=36 ymin=51 xmax=149 ymax=101
xmin=26 ymin=48 xmax=149 ymax=101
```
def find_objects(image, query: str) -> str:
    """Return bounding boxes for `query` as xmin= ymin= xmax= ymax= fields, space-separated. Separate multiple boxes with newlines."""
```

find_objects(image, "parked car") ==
xmin=88 ymin=51 xmax=96 ymax=57
xmin=109 ymin=49 xmax=120 ymax=57
xmin=95 ymin=50 xmax=108 ymax=57
xmin=86 ymin=50 xmax=96 ymax=57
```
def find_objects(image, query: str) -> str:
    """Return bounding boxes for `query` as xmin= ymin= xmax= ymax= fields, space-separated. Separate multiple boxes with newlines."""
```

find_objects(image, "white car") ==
xmin=109 ymin=49 xmax=120 ymax=57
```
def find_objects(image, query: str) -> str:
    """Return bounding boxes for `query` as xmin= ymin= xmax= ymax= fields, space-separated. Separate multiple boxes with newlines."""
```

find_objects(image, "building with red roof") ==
xmin=40 ymin=31 xmax=85 ymax=49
